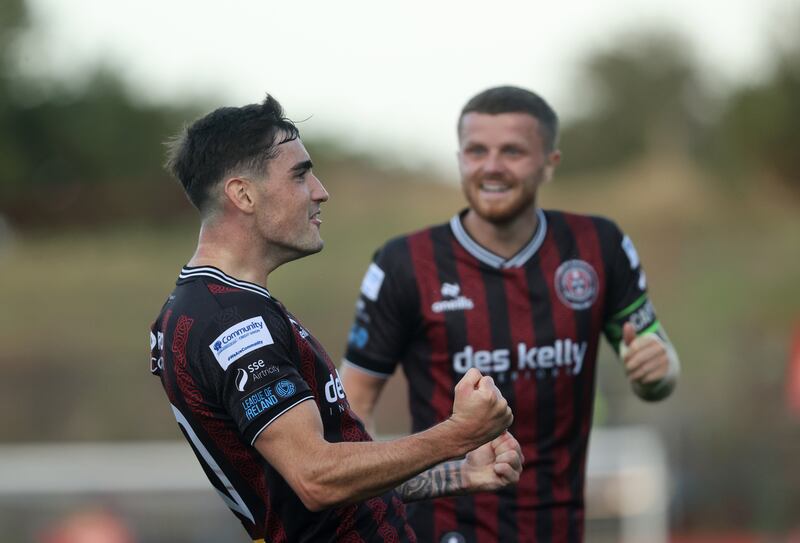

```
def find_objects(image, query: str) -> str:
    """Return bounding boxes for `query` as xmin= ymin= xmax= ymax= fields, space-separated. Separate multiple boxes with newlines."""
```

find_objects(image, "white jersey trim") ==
xmin=341 ymin=358 xmax=394 ymax=380
xmin=249 ymin=395 xmax=316 ymax=445
xmin=449 ymin=209 xmax=548 ymax=269
xmin=180 ymin=266 xmax=272 ymax=299
xmin=171 ymin=404 xmax=255 ymax=524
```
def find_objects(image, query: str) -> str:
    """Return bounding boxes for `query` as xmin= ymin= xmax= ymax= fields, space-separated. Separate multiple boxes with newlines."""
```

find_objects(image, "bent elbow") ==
xmin=295 ymin=479 xmax=347 ymax=512
xmin=298 ymin=494 xmax=327 ymax=513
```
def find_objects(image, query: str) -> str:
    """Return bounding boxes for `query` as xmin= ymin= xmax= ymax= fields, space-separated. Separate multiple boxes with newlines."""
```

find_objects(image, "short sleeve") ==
xmin=343 ymin=238 xmax=420 ymax=377
xmin=602 ymin=222 xmax=662 ymax=351
xmin=198 ymin=302 xmax=314 ymax=445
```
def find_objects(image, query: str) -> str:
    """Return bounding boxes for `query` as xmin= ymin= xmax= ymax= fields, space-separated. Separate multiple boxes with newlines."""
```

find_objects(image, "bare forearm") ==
xmin=305 ymin=420 xmax=470 ymax=508
xmin=259 ymin=369 xmax=513 ymax=511
xmin=395 ymin=460 xmax=466 ymax=503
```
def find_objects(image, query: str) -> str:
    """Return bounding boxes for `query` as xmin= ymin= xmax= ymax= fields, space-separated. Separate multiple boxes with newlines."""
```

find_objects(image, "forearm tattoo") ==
xmin=396 ymin=460 xmax=464 ymax=502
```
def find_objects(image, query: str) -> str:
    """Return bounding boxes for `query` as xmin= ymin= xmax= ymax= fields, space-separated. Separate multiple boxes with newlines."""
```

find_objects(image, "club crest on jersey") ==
xmin=555 ymin=260 xmax=599 ymax=310
xmin=431 ymin=282 xmax=474 ymax=313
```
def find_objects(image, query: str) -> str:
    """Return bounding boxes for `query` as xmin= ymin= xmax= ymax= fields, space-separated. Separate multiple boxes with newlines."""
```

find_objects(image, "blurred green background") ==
xmin=1 ymin=0 xmax=800 ymax=539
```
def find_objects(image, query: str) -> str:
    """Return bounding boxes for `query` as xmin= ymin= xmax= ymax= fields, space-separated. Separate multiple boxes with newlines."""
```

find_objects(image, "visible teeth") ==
xmin=480 ymin=184 xmax=508 ymax=193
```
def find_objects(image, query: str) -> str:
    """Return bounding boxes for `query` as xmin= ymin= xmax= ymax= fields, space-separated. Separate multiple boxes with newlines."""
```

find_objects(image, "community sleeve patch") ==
xmin=209 ymin=316 xmax=274 ymax=370
xmin=360 ymin=263 xmax=385 ymax=302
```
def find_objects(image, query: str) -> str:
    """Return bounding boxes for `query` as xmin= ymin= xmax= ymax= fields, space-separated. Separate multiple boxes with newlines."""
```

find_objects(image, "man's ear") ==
xmin=543 ymin=149 xmax=562 ymax=183
xmin=223 ymin=177 xmax=256 ymax=214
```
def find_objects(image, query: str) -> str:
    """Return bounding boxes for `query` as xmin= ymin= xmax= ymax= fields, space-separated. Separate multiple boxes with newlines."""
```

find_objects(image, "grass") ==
xmin=1 ymin=157 xmax=798 ymax=449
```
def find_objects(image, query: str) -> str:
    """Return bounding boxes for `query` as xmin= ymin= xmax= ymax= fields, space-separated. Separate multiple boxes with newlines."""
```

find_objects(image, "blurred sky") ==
xmin=18 ymin=0 xmax=798 ymax=176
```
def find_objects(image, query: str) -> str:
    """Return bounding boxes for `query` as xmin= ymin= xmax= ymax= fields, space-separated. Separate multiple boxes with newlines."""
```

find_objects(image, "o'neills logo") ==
xmin=452 ymin=339 xmax=588 ymax=375
xmin=432 ymin=297 xmax=475 ymax=313
xmin=432 ymin=282 xmax=474 ymax=313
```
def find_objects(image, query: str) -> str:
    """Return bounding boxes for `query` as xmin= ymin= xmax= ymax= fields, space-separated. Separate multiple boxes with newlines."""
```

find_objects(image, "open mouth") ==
xmin=479 ymin=182 xmax=511 ymax=194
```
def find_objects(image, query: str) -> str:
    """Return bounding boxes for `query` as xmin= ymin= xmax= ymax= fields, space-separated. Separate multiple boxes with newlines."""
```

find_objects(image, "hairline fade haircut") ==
xmin=458 ymin=85 xmax=560 ymax=152
xmin=165 ymin=94 xmax=300 ymax=215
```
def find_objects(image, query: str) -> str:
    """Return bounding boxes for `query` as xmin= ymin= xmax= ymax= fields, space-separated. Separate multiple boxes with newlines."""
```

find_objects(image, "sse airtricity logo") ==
xmin=235 ymin=368 xmax=249 ymax=392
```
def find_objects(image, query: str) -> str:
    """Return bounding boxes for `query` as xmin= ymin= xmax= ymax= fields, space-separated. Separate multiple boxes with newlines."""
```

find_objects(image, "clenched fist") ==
xmin=450 ymin=368 xmax=513 ymax=452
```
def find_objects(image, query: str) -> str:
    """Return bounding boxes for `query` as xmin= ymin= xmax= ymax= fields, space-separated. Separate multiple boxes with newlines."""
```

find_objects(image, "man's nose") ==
xmin=482 ymin=151 xmax=505 ymax=175
xmin=312 ymin=175 xmax=330 ymax=202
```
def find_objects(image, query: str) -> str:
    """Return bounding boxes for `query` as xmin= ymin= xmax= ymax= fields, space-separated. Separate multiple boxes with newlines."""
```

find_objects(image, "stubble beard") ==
xmin=465 ymin=172 xmax=542 ymax=227
xmin=264 ymin=221 xmax=325 ymax=268
xmin=288 ymin=230 xmax=325 ymax=259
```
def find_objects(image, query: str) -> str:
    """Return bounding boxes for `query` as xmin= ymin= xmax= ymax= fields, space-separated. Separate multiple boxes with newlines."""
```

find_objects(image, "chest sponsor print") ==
xmin=452 ymin=339 xmax=588 ymax=376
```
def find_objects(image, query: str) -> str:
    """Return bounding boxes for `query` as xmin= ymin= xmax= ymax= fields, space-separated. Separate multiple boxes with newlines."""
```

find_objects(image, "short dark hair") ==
xmin=165 ymin=94 xmax=299 ymax=213
xmin=459 ymin=86 xmax=559 ymax=151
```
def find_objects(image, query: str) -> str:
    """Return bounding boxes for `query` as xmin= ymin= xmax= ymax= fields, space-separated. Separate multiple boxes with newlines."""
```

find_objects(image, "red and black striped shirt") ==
xmin=151 ymin=265 xmax=416 ymax=542
xmin=344 ymin=209 xmax=660 ymax=543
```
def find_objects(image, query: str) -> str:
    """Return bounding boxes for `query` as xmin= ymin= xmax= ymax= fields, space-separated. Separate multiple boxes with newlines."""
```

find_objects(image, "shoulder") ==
xmin=376 ymin=220 xmax=451 ymax=261
xmin=173 ymin=277 xmax=290 ymax=342
xmin=543 ymin=209 xmax=624 ymax=240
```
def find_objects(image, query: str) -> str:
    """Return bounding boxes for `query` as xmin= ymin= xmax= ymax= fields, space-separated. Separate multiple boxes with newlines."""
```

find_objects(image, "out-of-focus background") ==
xmin=1 ymin=0 xmax=799 ymax=541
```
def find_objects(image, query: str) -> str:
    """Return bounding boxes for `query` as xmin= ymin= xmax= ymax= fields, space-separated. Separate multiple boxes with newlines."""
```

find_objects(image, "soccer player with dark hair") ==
xmin=149 ymin=94 xmax=524 ymax=543
xmin=341 ymin=85 xmax=680 ymax=543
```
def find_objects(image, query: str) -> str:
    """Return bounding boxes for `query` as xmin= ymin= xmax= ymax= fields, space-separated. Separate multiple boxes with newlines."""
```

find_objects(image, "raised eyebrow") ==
xmin=290 ymin=160 xmax=314 ymax=175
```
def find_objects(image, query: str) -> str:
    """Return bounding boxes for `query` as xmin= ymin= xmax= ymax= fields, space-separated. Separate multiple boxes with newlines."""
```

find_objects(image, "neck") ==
xmin=461 ymin=206 xmax=539 ymax=260
xmin=187 ymin=219 xmax=275 ymax=288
